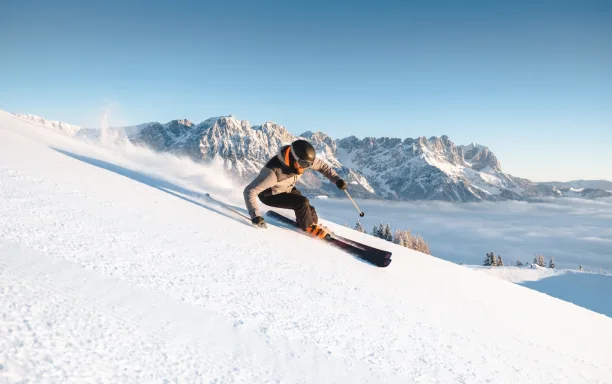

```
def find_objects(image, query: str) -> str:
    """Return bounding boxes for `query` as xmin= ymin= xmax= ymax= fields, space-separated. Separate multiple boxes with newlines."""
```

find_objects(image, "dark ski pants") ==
xmin=259 ymin=188 xmax=318 ymax=230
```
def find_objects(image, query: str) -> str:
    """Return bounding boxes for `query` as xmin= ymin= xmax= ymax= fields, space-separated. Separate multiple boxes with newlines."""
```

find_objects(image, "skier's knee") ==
xmin=296 ymin=195 xmax=310 ymax=209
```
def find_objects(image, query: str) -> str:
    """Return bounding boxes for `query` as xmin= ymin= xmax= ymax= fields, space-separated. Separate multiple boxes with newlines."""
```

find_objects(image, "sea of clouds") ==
xmin=313 ymin=196 xmax=612 ymax=272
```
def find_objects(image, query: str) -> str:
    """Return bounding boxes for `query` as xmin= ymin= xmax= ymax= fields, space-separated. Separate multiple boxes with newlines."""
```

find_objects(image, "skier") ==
xmin=243 ymin=139 xmax=347 ymax=238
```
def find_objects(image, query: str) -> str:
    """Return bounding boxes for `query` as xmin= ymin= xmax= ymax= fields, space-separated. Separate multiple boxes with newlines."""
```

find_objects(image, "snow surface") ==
xmin=468 ymin=264 xmax=562 ymax=283
xmin=14 ymin=113 xmax=82 ymax=136
xmin=1 ymin=110 xmax=612 ymax=383
xmin=468 ymin=266 xmax=612 ymax=318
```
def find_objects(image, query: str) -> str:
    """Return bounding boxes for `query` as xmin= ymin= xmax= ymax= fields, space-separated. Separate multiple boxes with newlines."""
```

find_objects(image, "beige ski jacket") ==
xmin=243 ymin=145 xmax=341 ymax=219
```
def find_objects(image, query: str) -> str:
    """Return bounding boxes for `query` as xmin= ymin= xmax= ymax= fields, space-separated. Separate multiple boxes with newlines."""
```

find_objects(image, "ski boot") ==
xmin=306 ymin=223 xmax=330 ymax=239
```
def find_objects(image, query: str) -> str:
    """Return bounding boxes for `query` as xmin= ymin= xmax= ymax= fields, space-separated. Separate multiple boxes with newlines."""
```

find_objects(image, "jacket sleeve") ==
xmin=243 ymin=168 xmax=278 ymax=219
xmin=310 ymin=158 xmax=341 ymax=183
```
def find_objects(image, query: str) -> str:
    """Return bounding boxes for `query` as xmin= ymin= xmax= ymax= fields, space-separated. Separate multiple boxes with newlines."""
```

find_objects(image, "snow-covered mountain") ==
xmin=131 ymin=118 xmax=196 ymax=151
xmin=130 ymin=115 xmax=297 ymax=178
xmin=14 ymin=113 xmax=83 ymax=136
xmin=542 ymin=186 xmax=612 ymax=199
xmin=11 ymin=111 xmax=611 ymax=202
xmin=335 ymin=135 xmax=538 ymax=201
xmin=539 ymin=179 xmax=612 ymax=193
xmin=126 ymin=118 xmax=610 ymax=201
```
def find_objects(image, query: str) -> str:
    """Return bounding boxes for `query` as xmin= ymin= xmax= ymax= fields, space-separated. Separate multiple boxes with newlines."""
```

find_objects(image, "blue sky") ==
xmin=1 ymin=0 xmax=610 ymax=181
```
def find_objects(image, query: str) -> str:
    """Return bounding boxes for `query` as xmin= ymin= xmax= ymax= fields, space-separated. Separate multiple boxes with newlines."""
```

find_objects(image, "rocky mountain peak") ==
xmin=300 ymin=131 xmax=341 ymax=168
xmin=173 ymin=119 xmax=194 ymax=127
xmin=459 ymin=143 xmax=502 ymax=172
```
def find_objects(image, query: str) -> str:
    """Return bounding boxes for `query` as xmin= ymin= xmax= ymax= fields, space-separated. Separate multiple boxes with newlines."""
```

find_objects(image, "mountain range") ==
xmin=12 ymin=112 xmax=612 ymax=202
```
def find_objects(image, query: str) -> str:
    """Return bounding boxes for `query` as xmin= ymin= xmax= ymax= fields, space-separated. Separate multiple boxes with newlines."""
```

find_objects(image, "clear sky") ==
xmin=1 ymin=0 xmax=610 ymax=182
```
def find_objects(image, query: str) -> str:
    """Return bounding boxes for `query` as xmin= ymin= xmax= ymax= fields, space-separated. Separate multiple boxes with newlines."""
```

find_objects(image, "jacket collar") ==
xmin=277 ymin=145 xmax=291 ymax=167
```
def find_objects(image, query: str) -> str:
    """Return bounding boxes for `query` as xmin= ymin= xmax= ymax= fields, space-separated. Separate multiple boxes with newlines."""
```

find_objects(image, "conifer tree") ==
xmin=383 ymin=224 xmax=393 ymax=241
xmin=490 ymin=252 xmax=499 ymax=267
xmin=534 ymin=254 xmax=546 ymax=267
xmin=414 ymin=236 xmax=431 ymax=255
xmin=372 ymin=224 xmax=380 ymax=238
xmin=390 ymin=228 xmax=432 ymax=255
xmin=355 ymin=221 xmax=365 ymax=233
xmin=483 ymin=252 xmax=492 ymax=266
xmin=483 ymin=252 xmax=500 ymax=266
xmin=393 ymin=230 xmax=406 ymax=246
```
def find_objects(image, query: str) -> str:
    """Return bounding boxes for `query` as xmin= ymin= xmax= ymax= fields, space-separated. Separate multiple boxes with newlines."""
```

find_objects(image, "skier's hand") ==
xmin=336 ymin=179 xmax=347 ymax=190
xmin=251 ymin=216 xmax=267 ymax=228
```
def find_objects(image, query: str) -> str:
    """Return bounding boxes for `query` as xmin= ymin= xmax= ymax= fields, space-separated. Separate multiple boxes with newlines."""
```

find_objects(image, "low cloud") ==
xmin=314 ymin=197 xmax=612 ymax=272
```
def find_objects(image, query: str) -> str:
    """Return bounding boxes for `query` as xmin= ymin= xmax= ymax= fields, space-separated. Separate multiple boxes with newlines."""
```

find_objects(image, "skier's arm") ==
xmin=243 ymin=168 xmax=278 ymax=219
xmin=310 ymin=158 xmax=341 ymax=183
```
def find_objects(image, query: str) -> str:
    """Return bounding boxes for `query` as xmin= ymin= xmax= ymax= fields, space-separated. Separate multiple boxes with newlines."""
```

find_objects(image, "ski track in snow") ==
xmin=1 ymin=110 xmax=612 ymax=383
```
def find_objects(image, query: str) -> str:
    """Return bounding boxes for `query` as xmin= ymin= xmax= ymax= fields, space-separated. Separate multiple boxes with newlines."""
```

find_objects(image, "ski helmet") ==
xmin=290 ymin=139 xmax=316 ymax=168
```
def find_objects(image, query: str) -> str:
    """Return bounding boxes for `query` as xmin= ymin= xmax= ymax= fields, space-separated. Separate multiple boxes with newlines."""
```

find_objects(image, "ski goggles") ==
xmin=290 ymin=145 xmax=313 ymax=168
xmin=296 ymin=158 xmax=313 ymax=168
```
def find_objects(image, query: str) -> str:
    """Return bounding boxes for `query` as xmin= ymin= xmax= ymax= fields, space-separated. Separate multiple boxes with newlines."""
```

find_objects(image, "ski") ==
xmin=266 ymin=210 xmax=392 ymax=268
xmin=327 ymin=231 xmax=393 ymax=259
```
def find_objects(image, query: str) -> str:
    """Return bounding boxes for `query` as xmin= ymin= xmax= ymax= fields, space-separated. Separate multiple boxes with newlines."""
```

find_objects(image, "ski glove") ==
xmin=252 ymin=216 xmax=267 ymax=228
xmin=336 ymin=179 xmax=347 ymax=190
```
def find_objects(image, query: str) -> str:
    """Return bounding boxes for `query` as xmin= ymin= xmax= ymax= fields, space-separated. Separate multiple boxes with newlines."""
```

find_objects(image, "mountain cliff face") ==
xmin=13 ymin=111 xmax=611 ymax=202
xmin=459 ymin=143 xmax=502 ymax=172
xmin=131 ymin=116 xmax=296 ymax=178
xmin=333 ymin=135 xmax=541 ymax=201
xmin=132 ymin=119 xmax=195 ymax=151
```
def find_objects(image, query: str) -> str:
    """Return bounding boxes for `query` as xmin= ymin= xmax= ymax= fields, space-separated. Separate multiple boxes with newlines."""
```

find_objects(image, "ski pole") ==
xmin=344 ymin=189 xmax=365 ymax=217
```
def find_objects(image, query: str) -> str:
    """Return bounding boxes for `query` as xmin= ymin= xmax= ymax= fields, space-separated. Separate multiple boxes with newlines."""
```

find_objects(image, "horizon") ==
xmin=1 ymin=0 xmax=610 ymax=181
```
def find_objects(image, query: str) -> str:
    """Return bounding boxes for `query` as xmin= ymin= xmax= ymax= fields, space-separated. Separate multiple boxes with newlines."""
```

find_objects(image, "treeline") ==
xmin=483 ymin=251 xmax=556 ymax=268
xmin=354 ymin=221 xmax=431 ymax=255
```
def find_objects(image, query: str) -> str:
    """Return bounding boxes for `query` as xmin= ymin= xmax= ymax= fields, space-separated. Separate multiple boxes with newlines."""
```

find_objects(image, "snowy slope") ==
xmin=14 ymin=113 xmax=82 ymax=136
xmin=468 ymin=264 xmax=563 ymax=283
xmin=2 ymin=110 xmax=612 ymax=383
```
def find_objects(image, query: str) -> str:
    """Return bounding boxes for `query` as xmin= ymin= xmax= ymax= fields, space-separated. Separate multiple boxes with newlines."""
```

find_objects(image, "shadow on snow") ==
xmin=53 ymin=148 xmax=385 ymax=268
xmin=52 ymin=148 xmax=253 ymax=228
